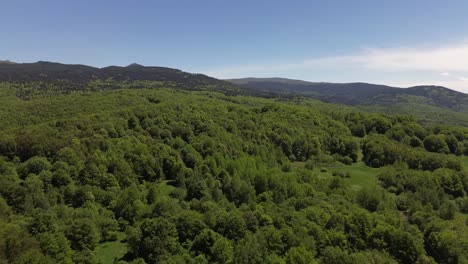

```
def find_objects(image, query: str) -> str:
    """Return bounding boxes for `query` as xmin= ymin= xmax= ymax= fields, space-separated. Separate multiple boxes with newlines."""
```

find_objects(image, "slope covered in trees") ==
xmin=0 ymin=62 xmax=271 ymax=99
xmin=0 ymin=78 xmax=467 ymax=263
xmin=228 ymin=78 xmax=468 ymax=126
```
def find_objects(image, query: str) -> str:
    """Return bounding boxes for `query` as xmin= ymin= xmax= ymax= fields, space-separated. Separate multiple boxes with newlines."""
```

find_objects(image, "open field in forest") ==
xmin=322 ymin=162 xmax=382 ymax=190
xmin=95 ymin=232 xmax=127 ymax=264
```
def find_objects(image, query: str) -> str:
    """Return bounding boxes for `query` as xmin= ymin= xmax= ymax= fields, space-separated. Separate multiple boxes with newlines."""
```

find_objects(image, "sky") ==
xmin=2 ymin=0 xmax=468 ymax=92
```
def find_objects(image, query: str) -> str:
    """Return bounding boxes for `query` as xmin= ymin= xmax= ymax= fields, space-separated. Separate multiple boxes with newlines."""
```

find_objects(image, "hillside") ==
xmin=0 ymin=61 xmax=268 ymax=98
xmin=228 ymin=77 xmax=468 ymax=112
xmin=0 ymin=64 xmax=467 ymax=263
xmin=0 ymin=61 xmax=219 ymax=84
xmin=228 ymin=77 xmax=468 ymax=126
xmin=0 ymin=78 xmax=467 ymax=263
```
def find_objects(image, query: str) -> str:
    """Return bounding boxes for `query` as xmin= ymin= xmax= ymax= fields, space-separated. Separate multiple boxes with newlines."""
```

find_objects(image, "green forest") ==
xmin=0 ymin=80 xmax=467 ymax=264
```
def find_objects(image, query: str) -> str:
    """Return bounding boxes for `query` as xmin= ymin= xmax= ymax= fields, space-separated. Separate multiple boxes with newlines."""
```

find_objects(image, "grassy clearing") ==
xmin=454 ymin=214 xmax=468 ymax=238
xmin=460 ymin=156 xmax=468 ymax=171
xmin=306 ymin=162 xmax=383 ymax=190
xmin=307 ymin=148 xmax=383 ymax=190
xmin=95 ymin=232 xmax=127 ymax=264
xmin=337 ymin=162 xmax=382 ymax=189
xmin=158 ymin=180 xmax=176 ymax=197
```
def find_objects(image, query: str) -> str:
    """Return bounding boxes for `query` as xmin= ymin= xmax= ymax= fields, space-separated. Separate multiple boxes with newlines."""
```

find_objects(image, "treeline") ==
xmin=0 ymin=83 xmax=466 ymax=263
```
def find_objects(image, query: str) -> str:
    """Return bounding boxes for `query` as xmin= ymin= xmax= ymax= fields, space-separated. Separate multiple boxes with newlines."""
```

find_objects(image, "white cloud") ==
xmin=205 ymin=41 xmax=468 ymax=92
xmin=345 ymin=44 xmax=468 ymax=72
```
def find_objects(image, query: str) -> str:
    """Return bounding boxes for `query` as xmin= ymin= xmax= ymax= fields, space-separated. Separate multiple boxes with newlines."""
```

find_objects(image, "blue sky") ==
xmin=3 ymin=0 xmax=468 ymax=91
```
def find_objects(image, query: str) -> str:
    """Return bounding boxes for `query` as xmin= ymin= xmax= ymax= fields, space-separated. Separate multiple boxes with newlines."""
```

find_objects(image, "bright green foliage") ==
xmin=423 ymin=135 xmax=450 ymax=153
xmin=0 ymin=82 xmax=466 ymax=263
xmin=191 ymin=229 xmax=233 ymax=263
xmin=65 ymin=218 xmax=100 ymax=251
xmin=369 ymin=224 xmax=424 ymax=264
xmin=131 ymin=218 xmax=180 ymax=263
xmin=284 ymin=246 xmax=317 ymax=264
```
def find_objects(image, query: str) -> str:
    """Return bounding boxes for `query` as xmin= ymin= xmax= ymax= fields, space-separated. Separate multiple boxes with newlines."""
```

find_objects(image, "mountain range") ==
xmin=227 ymin=77 xmax=468 ymax=111
xmin=2 ymin=61 xmax=468 ymax=125
xmin=0 ymin=61 xmax=227 ymax=86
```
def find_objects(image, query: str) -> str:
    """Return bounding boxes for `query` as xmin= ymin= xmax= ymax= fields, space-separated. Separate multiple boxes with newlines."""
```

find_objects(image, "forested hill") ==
xmin=228 ymin=78 xmax=468 ymax=111
xmin=0 ymin=61 xmax=221 ymax=85
xmin=0 ymin=64 xmax=467 ymax=263
xmin=0 ymin=61 xmax=263 ymax=97
xmin=0 ymin=81 xmax=467 ymax=263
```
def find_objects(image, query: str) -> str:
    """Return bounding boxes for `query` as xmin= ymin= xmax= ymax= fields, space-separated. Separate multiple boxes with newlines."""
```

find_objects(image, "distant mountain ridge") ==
xmin=2 ymin=61 xmax=468 ymax=117
xmin=0 ymin=61 xmax=261 ymax=96
xmin=228 ymin=77 xmax=468 ymax=111
xmin=0 ymin=60 xmax=17 ymax=64
xmin=0 ymin=61 xmax=223 ymax=84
